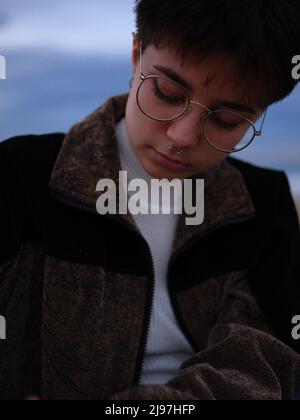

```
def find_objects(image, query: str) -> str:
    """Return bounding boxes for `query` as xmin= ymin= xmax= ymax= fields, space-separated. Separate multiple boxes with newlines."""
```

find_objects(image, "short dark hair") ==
xmin=134 ymin=0 xmax=300 ymax=108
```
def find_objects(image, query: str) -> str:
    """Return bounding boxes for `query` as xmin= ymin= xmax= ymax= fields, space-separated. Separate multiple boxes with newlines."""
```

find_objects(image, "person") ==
xmin=0 ymin=0 xmax=300 ymax=400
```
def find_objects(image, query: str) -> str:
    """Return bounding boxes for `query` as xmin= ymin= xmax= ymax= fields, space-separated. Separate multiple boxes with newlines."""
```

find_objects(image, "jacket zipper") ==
xmin=49 ymin=190 xmax=255 ymax=387
xmin=49 ymin=190 xmax=156 ymax=387
xmin=132 ymin=243 xmax=155 ymax=387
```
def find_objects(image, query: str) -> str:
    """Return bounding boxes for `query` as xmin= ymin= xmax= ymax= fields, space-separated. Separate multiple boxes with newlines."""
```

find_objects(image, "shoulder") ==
xmin=0 ymin=132 xmax=65 ymax=150
xmin=0 ymin=133 xmax=65 ymax=181
xmin=228 ymin=156 xmax=286 ymax=188
xmin=228 ymin=157 xmax=299 ymax=230
xmin=0 ymin=133 xmax=65 ymax=199
xmin=0 ymin=132 xmax=66 ymax=206
xmin=0 ymin=134 xmax=66 ymax=262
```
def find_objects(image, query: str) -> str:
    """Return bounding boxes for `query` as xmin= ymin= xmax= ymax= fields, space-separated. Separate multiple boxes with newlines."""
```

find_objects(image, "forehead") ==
xmin=143 ymin=44 xmax=264 ymax=112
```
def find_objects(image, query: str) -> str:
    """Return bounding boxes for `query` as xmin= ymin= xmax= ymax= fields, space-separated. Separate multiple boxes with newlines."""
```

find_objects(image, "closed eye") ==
xmin=210 ymin=113 xmax=244 ymax=131
xmin=153 ymin=80 xmax=186 ymax=105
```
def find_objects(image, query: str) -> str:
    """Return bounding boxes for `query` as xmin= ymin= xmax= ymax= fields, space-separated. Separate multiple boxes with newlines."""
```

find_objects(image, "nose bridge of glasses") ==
xmin=188 ymin=99 xmax=211 ymax=119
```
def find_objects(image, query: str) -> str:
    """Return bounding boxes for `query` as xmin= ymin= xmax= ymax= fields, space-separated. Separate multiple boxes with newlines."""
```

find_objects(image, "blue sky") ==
xmin=0 ymin=0 xmax=135 ymax=55
xmin=0 ymin=1 xmax=300 ymax=195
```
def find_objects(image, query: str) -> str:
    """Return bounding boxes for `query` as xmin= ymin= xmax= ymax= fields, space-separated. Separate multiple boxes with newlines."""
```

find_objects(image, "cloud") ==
xmin=0 ymin=47 xmax=131 ymax=139
xmin=0 ymin=0 xmax=135 ymax=55
xmin=0 ymin=12 xmax=10 ymax=28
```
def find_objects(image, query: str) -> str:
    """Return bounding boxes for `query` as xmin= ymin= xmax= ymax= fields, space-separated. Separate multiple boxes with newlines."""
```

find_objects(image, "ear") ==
xmin=132 ymin=33 xmax=142 ymax=76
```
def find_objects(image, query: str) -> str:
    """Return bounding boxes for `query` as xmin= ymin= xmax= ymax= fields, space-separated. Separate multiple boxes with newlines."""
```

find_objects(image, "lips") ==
xmin=152 ymin=149 xmax=191 ymax=172
xmin=156 ymin=150 xmax=189 ymax=166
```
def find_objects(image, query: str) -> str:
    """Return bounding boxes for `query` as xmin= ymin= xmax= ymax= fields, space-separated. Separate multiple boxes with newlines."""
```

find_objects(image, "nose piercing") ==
xmin=169 ymin=144 xmax=185 ymax=155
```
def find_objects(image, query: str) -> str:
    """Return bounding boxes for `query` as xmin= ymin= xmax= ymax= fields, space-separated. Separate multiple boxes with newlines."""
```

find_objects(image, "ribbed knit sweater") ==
xmin=115 ymin=119 xmax=194 ymax=385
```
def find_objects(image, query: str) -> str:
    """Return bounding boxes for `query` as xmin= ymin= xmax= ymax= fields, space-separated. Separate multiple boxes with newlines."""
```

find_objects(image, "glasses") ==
xmin=135 ymin=41 xmax=268 ymax=154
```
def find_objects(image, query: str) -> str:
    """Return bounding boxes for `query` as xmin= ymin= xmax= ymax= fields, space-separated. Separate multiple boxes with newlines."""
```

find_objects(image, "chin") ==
xmin=151 ymin=167 xmax=191 ymax=181
xmin=140 ymin=150 xmax=192 ymax=180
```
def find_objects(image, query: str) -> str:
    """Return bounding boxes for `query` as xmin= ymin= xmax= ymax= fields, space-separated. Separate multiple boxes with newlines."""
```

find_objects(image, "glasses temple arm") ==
xmin=139 ymin=41 xmax=143 ymax=75
xmin=256 ymin=108 xmax=268 ymax=136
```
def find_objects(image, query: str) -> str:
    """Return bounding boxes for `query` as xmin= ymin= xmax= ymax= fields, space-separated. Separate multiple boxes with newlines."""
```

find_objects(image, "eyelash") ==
xmin=153 ymin=82 xmax=185 ymax=105
xmin=210 ymin=114 xmax=241 ymax=131
xmin=153 ymin=81 xmax=244 ymax=131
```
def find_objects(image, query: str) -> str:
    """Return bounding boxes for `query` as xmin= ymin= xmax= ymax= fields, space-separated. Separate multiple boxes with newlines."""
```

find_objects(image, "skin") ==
xmin=125 ymin=36 xmax=264 ymax=181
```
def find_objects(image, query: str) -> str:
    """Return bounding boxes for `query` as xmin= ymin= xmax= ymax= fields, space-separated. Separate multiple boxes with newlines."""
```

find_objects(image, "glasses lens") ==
xmin=137 ymin=76 xmax=188 ymax=121
xmin=204 ymin=110 xmax=255 ymax=152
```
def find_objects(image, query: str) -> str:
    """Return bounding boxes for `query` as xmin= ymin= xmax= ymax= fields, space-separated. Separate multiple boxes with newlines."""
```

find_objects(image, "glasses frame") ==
xmin=135 ymin=40 xmax=268 ymax=154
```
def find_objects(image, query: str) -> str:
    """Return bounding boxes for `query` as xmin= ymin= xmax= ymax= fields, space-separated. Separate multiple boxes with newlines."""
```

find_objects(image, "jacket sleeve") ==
xmin=110 ymin=173 xmax=300 ymax=401
xmin=0 ymin=141 xmax=37 ymax=400
xmin=0 ymin=144 xmax=24 ymax=266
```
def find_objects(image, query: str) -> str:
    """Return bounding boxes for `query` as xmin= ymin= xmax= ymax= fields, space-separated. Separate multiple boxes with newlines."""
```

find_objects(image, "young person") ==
xmin=0 ymin=0 xmax=300 ymax=400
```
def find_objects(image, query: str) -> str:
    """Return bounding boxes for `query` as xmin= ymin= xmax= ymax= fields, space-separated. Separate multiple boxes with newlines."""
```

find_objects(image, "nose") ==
xmin=166 ymin=104 xmax=206 ymax=150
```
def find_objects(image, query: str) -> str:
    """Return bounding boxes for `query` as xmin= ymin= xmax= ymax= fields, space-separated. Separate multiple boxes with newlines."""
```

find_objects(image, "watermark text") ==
xmin=292 ymin=55 xmax=300 ymax=80
xmin=0 ymin=315 xmax=6 ymax=340
xmin=0 ymin=55 xmax=6 ymax=80
xmin=292 ymin=315 xmax=300 ymax=340
xmin=96 ymin=171 xmax=205 ymax=226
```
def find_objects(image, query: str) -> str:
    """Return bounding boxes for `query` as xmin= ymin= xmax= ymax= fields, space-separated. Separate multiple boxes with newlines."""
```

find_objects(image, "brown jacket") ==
xmin=0 ymin=94 xmax=300 ymax=400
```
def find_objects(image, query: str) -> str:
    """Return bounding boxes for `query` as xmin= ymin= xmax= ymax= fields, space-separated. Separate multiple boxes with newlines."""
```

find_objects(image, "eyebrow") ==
xmin=214 ymin=101 xmax=256 ymax=115
xmin=153 ymin=64 xmax=194 ymax=92
xmin=152 ymin=64 xmax=257 ymax=115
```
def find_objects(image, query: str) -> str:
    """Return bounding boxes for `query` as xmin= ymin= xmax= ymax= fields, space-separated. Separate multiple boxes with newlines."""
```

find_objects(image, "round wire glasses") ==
xmin=135 ymin=41 xmax=268 ymax=154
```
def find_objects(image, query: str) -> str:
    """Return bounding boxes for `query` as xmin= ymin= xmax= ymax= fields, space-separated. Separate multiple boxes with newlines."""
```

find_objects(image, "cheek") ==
xmin=126 ymin=96 xmax=165 ymax=144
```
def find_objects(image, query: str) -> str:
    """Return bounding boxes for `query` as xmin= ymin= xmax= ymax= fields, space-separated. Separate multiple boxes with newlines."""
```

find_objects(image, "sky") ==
xmin=0 ymin=0 xmax=135 ymax=55
xmin=0 ymin=1 xmax=300 ymax=196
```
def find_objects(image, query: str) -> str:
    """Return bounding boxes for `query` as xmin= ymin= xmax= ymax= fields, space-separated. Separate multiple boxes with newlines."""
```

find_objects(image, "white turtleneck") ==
xmin=115 ymin=118 xmax=194 ymax=385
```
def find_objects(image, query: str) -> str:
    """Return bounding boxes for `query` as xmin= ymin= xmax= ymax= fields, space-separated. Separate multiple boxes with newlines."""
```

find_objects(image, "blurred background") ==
xmin=0 ymin=0 xmax=299 ymax=217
